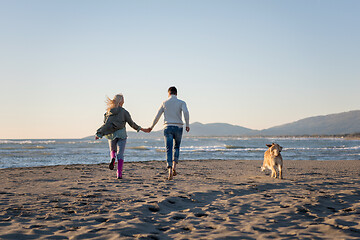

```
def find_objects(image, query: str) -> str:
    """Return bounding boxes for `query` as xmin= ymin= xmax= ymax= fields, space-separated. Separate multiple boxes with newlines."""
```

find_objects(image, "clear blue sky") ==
xmin=1 ymin=0 xmax=359 ymax=139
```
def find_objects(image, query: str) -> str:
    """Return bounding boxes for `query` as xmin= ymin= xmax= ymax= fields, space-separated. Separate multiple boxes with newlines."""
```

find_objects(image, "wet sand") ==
xmin=1 ymin=160 xmax=360 ymax=239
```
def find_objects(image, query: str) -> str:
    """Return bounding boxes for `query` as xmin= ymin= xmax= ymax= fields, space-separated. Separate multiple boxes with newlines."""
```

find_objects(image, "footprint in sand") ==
xmin=158 ymin=226 xmax=170 ymax=232
xmin=181 ymin=226 xmax=192 ymax=231
xmin=148 ymin=205 xmax=160 ymax=212
xmin=194 ymin=212 xmax=208 ymax=217
xmin=171 ymin=214 xmax=186 ymax=220
xmin=167 ymin=199 xmax=176 ymax=204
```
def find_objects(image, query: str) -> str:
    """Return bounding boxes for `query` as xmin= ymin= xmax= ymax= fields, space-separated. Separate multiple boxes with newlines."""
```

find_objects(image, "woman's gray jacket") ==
xmin=96 ymin=107 xmax=141 ymax=138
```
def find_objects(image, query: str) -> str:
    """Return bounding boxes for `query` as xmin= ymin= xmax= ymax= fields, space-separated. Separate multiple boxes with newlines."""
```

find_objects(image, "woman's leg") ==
xmin=108 ymin=139 xmax=118 ymax=170
xmin=116 ymin=138 xmax=127 ymax=179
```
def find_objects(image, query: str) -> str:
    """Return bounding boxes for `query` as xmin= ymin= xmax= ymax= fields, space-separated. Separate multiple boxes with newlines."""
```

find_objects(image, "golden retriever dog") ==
xmin=261 ymin=143 xmax=283 ymax=179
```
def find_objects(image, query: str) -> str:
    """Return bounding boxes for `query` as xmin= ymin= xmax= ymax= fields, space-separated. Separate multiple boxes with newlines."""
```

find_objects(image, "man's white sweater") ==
xmin=151 ymin=95 xmax=189 ymax=129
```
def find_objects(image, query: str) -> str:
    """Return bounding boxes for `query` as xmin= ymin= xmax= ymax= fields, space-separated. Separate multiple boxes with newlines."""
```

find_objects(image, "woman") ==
xmin=96 ymin=94 xmax=149 ymax=179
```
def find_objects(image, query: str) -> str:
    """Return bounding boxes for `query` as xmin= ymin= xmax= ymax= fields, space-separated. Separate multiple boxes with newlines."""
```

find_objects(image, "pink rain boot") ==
xmin=109 ymin=151 xmax=116 ymax=170
xmin=117 ymin=159 xmax=124 ymax=179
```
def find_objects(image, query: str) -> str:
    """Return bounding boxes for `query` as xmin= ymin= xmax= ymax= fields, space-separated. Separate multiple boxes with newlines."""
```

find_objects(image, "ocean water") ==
xmin=0 ymin=137 xmax=359 ymax=169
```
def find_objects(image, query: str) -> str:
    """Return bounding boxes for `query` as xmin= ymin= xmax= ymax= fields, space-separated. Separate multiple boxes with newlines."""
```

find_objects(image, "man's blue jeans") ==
xmin=164 ymin=126 xmax=183 ymax=168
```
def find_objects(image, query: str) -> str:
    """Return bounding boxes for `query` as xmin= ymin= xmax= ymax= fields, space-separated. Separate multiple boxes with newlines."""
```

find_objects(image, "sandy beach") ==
xmin=1 ymin=159 xmax=359 ymax=239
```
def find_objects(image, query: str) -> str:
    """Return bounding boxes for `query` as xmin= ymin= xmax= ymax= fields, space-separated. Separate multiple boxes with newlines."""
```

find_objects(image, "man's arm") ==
xmin=150 ymin=104 xmax=164 ymax=130
xmin=182 ymin=102 xmax=190 ymax=132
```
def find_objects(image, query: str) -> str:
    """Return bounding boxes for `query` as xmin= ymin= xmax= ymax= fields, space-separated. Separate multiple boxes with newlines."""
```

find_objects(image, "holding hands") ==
xmin=141 ymin=128 xmax=152 ymax=133
xmin=96 ymin=126 xmax=186 ymax=139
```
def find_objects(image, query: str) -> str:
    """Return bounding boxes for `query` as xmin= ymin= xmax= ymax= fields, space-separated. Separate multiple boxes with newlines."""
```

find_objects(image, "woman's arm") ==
xmin=124 ymin=110 xmax=141 ymax=132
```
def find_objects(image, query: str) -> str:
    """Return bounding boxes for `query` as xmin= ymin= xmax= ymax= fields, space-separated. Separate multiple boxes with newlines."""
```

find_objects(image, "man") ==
xmin=150 ymin=86 xmax=190 ymax=180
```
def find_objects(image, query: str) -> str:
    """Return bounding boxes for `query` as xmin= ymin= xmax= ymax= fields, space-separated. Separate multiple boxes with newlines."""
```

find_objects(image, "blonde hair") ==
xmin=106 ymin=94 xmax=124 ymax=112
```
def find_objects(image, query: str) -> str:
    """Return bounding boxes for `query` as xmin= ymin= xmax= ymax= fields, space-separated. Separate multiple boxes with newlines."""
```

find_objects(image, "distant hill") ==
xmin=187 ymin=122 xmax=257 ymax=136
xmin=89 ymin=110 xmax=360 ymax=138
xmin=186 ymin=110 xmax=360 ymax=136
xmin=260 ymin=110 xmax=360 ymax=136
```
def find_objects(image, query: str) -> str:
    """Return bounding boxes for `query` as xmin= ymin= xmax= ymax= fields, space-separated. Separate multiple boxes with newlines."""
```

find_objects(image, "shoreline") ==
xmin=1 ymin=158 xmax=359 ymax=170
xmin=1 ymin=159 xmax=360 ymax=239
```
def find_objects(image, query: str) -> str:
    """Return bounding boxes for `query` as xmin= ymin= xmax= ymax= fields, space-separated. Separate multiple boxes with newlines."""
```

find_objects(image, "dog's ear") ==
xmin=266 ymin=144 xmax=272 ymax=148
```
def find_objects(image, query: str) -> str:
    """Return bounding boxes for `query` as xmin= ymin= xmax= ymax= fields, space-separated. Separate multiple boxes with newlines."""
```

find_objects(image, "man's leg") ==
xmin=164 ymin=127 xmax=174 ymax=169
xmin=172 ymin=127 xmax=183 ymax=176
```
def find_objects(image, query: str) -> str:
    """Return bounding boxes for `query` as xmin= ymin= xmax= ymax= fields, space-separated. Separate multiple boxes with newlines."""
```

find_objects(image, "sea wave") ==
xmin=180 ymin=145 xmax=265 ymax=153
xmin=0 ymin=151 xmax=53 ymax=157
xmin=225 ymin=145 xmax=248 ymax=149
xmin=155 ymin=149 xmax=165 ymax=153
xmin=127 ymin=146 xmax=151 ymax=151
xmin=286 ymin=145 xmax=360 ymax=151
xmin=0 ymin=140 xmax=56 ymax=145
xmin=59 ymin=140 xmax=103 ymax=145
xmin=22 ymin=146 xmax=47 ymax=150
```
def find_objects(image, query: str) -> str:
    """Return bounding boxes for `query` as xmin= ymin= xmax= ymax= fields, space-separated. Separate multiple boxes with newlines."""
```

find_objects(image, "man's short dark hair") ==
xmin=168 ymin=86 xmax=177 ymax=95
